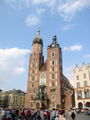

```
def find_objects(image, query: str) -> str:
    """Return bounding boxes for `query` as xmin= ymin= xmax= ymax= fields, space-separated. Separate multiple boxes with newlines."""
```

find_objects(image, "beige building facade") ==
xmin=73 ymin=63 xmax=90 ymax=109
xmin=25 ymin=30 xmax=74 ymax=110
xmin=0 ymin=89 xmax=25 ymax=109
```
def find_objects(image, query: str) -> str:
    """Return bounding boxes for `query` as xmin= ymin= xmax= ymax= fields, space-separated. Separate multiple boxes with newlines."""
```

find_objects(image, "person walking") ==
xmin=58 ymin=110 xmax=66 ymax=120
xmin=71 ymin=111 xmax=75 ymax=120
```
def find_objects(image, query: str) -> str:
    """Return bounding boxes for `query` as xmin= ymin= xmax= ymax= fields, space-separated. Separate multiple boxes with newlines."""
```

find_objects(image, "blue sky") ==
xmin=0 ymin=0 xmax=90 ymax=91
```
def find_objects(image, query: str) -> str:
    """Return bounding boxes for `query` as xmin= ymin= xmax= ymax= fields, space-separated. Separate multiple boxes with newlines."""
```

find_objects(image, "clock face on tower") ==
xmin=40 ymin=73 xmax=46 ymax=85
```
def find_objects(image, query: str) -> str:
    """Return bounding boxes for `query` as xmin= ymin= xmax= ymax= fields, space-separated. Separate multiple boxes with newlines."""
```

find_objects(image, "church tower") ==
xmin=46 ymin=35 xmax=63 ymax=108
xmin=25 ymin=30 xmax=74 ymax=110
xmin=25 ymin=29 xmax=44 ymax=108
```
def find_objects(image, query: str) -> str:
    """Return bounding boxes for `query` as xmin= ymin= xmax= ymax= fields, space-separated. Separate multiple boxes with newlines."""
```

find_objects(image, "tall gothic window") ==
xmin=76 ymin=75 xmax=79 ymax=80
xmin=83 ymin=73 xmax=86 ymax=79
xmin=40 ymin=73 xmax=46 ymax=85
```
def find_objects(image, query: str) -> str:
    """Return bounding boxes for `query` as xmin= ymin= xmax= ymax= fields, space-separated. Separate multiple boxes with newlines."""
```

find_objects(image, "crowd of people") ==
xmin=1 ymin=107 xmax=89 ymax=120
xmin=0 ymin=108 xmax=68 ymax=120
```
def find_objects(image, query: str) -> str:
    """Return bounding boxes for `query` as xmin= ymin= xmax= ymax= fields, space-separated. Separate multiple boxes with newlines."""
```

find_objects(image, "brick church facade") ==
xmin=25 ymin=29 xmax=74 ymax=110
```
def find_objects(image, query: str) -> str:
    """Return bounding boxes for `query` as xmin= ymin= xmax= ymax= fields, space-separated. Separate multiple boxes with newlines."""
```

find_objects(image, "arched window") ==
xmin=78 ymin=102 xmax=83 ymax=109
xmin=86 ymin=102 xmax=90 ymax=107
xmin=40 ymin=73 xmax=46 ymax=85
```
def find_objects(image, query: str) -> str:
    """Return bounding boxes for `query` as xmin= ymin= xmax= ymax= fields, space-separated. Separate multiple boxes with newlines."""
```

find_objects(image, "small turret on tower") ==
xmin=48 ymin=35 xmax=59 ymax=48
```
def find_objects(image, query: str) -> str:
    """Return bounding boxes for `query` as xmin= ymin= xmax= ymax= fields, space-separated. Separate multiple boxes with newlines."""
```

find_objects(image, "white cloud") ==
xmin=36 ymin=8 xmax=46 ymax=15
xmin=57 ymin=0 xmax=90 ymax=21
xmin=64 ymin=44 xmax=82 ymax=51
xmin=25 ymin=14 xmax=40 ymax=27
xmin=0 ymin=48 xmax=30 ymax=84
xmin=31 ymin=0 xmax=49 ymax=5
xmin=84 ymin=54 xmax=90 ymax=58
xmin=3 ymin=0 xmax=90 ymax=21
xmin=31 ymin=0 xmax=57 ymax=6
xmin=3 ymin=0 xmax=16 ymax=3
xmin=64 ymin=65 xmax=75 ymax=85
xmin=62 ymin=24 xmax=74 ymax=30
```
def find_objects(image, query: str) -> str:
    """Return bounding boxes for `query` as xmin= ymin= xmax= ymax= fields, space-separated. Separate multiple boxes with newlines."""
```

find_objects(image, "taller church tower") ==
xmin=25 ymin=29 xmax=44 ymax=108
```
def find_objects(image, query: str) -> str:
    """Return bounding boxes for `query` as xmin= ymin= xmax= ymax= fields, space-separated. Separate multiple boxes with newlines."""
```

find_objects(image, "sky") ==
xmin=0 ymin=0 xmax=90 ymax=91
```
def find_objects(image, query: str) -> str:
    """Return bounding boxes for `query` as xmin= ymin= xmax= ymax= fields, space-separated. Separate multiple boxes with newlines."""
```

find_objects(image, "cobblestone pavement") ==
xmin=66 ymin=114 xmax=90 ymax=120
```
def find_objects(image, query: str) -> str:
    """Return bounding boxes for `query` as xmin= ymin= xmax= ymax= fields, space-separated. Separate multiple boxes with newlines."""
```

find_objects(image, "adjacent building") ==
xmin=25 ymin=29 xmax=74 ymax=110
xmin=73 ymin=63 xmax=90 ymax=109
xmin=0 ymin=89 xmax=26 ymax=109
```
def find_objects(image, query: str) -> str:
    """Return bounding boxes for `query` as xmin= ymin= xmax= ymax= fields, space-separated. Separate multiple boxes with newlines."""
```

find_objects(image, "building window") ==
xmin=31 ymin=96 xmax=33 ymax=100
xmin=32 ymin=77 xmax=34 ymax=81
xmin=77 ymin=91 xmax=82 ymax=99
xmin=31 ymin=103 xmax=33 ymax=107
xmin=76 ymin=75 xmax=79 ymax=80
xmin=52 ymin=82 xmax=54 ymax=87
xmin=52 ymin=67 xmax=55 ymax=72
xmin=52 ymin=74 xmax=55 ymax=80
xmin=52 ymin=61 xmax=55 ymax=65
xmin=77 ymin=82 xmax=80 ymax=88
xmin=50 ymin=60 xmax=55 ymax=65
xmin=33 ymin=57 xmax=36 ymax=62
xmin=52 ymin=95 xmax=55 ymax=101
xmin=33 ymin=64 xmax=35 ymax=67
xmin=32 ymin=83 xmax=34 ymax=88
xmin=84 ymin=81 xmax=87 ymax=86
xmin=84 ymin=90 xmax=90 ymax=98
xmin=32 ymin=70 xmax=35 ymax=74
xmin=83 ymin=73 xmax=86 ymax=79
xmin=51 ymin=52 xmax=55 ymax=57
xmin=40 ymin=73 xmax=46 ymax=85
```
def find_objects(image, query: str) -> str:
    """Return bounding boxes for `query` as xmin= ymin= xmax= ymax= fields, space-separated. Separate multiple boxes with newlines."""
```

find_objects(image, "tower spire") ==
xmin=36 ymin=28 xmax=40 ymax=38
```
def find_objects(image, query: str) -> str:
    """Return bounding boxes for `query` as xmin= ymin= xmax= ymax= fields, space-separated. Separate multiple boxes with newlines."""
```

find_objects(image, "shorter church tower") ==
xmin=46 ymin=35 xmax=63 ymax=108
